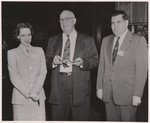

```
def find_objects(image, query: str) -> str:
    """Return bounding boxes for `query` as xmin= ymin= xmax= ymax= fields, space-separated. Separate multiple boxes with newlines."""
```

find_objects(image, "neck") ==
xmin=65 ymin=28 xmax=75 ymax=35
xmin=21 ymin=43 xmax=30 ymax=50
xmin=117 ymin=29 xmax=128 ymax=37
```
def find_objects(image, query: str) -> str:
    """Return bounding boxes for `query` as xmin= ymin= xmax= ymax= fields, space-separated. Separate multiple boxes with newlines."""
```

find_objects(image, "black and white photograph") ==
xmin=2 ymin=1 xmax=148 ymax=122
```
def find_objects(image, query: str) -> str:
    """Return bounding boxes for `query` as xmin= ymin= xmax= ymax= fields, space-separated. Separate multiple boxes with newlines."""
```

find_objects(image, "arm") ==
xmin=96 ymin=38 xmax=106 ymax=99
xmin=46 ymin=36 xmax=58 ymax=69
xmin=7 ymin=50 xmax=30 ymax=98
xmin=81 ymin=37 xmax=99 ymax=71
xmin=133 ymin=36 xmax=148 ymax=97
xmin=30 ymin=48 xmax=47 ymax=96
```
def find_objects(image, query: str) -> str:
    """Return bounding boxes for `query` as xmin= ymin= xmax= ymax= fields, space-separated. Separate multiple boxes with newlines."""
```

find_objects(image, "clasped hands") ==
xmin=53 ymin=55 xmax=83 ymax=67
xmin=26 ymin=92 xmax=40 ymax=102
xmin=96 ymin=89 xmax=141 ymax=106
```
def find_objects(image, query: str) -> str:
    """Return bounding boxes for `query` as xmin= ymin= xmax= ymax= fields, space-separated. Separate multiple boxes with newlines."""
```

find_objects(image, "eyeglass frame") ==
xmin=59 ymin=17 xmax=75 ymax=23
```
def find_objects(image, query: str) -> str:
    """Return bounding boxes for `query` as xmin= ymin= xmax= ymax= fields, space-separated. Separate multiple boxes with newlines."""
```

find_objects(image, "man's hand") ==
xmin=97 ymin=89 xmax=103 ymax=100
xmin=133 ymin=95 xmax=141 ymax=106
xmin=72 ymin=57 xmax=83 ymax=67
xmin=53 ymin=55 xmax=62 ymax=65
xmin=62 ymin=59 xmax=72 ymax=67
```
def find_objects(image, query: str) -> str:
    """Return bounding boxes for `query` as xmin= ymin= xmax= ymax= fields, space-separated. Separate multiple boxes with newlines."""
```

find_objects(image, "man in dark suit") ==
xmin=46 ymin=10 xmax=98 ymax=121
xmin=96 ymin=10 xmax=148 ymax=121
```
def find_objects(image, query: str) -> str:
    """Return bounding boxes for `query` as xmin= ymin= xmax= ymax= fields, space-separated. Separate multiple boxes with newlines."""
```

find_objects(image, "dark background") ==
xmin=2 ymin=2 xmax=148 ymax=121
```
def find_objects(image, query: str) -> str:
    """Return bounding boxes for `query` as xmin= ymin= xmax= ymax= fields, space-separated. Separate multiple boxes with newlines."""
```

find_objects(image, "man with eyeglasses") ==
xmin=46 ymin=10 xmax=98 ymax=121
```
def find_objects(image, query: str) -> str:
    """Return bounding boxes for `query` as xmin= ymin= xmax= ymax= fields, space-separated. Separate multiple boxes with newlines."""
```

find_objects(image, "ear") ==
xmin=125 ymin=20 xmax=129 ymax=27
xmin=17 ymin=36 xmax=20 ymax=40
xmin=74 ymin=18 xmax=77 ymax=25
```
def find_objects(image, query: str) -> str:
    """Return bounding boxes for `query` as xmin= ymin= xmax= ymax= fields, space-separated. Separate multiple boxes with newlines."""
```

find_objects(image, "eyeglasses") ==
xmin=59 ymin=17 xmax=74 ymax=23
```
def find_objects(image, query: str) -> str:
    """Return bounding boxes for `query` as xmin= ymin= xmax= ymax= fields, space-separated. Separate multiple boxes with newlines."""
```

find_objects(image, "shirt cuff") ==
xmin=52 ymin=62 xmax=57 ymax=68
xmin=79 ymin=64 xmax=83 ymax=68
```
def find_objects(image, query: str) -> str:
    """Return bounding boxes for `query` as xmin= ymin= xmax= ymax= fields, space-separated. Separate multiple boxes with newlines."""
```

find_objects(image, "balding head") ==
xmin=60 ymin=10 xmax=75 ymax=19
xmin=59 ymin=10 xmax=76 ymax=35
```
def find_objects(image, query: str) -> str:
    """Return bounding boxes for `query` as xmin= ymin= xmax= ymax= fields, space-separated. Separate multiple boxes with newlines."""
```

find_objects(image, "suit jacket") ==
xmin=97 ymin=30 xmax=148 ymax=105
xmin=46 ymin=32 xmax=98 ymax=106
xmin=7 ymin=44 xmax=47 ymax=105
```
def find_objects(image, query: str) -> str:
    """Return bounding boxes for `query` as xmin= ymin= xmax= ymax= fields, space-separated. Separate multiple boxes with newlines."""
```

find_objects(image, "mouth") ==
xmin=24 ymin=41 xmax=30 ymax=44
xmin=114 ymin=28 xmax=118 ymax=31
xmin=114 ymin=29 xmax=119 ymax=33
xmin=63 ymin=25 xmax=68 ymax=28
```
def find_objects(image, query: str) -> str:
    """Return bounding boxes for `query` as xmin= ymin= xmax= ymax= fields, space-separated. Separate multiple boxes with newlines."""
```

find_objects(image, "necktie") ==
xmin=62 ymin=35 xmax=70 ymax=67
xmin=112 ymin=37 xmax=120 ymax=65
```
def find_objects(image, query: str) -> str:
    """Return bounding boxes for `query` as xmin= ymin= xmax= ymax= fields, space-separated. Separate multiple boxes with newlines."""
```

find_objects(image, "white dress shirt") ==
xmin=112 ymin=29 xmax=128 ymax=51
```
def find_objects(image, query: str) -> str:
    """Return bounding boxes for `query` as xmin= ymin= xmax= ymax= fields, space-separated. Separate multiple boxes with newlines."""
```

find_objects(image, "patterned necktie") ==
xmin=62 ymin=35 xmax=70 ymax=67
xmin=112 ymin=37 xmax=120 ymax=65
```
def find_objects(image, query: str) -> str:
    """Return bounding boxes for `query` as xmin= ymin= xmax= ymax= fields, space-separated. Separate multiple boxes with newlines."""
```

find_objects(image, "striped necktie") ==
xmin=112 ymin=37 xmax=120 ymax=65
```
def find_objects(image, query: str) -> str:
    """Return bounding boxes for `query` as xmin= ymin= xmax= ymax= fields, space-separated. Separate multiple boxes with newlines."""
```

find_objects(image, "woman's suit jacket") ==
xmin=97 ymin=30 xmax=148 ymax=105
xmin=8 ymin=45 xmax=47 ymax=105
xmin=46 ymin=32 xmax=98 ymax=106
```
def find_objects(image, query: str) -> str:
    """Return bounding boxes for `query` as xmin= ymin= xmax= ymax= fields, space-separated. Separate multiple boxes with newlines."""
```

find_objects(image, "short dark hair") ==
xmin=111 ymin=10 xmax=128 ymax=21
xmin=14 ymin=22 xmax=33 ymax=40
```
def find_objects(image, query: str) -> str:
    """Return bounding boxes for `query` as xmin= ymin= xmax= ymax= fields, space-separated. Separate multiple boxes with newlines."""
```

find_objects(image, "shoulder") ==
xmin=31 ymin=47 xmax=45 ymax=58
xmin=7 ymin=47 xmax=21 ymax=60
xmin=7 ymin=47 xmax=19 ymax=55
xmin=77 ymin=32 xmax=95 ymax=45
xmin=47 ymin=34 xmax=62 ymax=47
xmin=104 ymin=34 xmax=113 ymax=40
xmin=77 ymin=32 xmax=93 ymax=40
xmin=48 ymin=34 xmax=61 ymax=42
xmin=132 ymin=33 xmax=145 ymax=40
xmin=125 ymin=30 xmax=144 ymax=41
xmin=32 ymin=46 xmax=44 ymax=53
xmin=102 ymin=34 xmax=113 ymax=44
xmin=131 ymin=32 xmax=147 ymax=44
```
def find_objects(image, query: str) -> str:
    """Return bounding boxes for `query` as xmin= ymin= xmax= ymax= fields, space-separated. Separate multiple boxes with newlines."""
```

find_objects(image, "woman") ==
xmin=7 ymin=23 xmax=47 ymax=121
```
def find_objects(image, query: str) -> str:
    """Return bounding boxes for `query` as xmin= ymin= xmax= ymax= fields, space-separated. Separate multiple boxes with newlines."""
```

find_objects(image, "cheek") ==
xmin=111 ymin=25 xmax=115 ymax=30
xmin=60 ymin=24 xmax=63 ymax=28
xmin=20 ymin=39 xmax=24 ymax=44
xmin=19 ymin=37 xmax=24 ymax=41
xmin=120 ymin=25 xmax=126 ymax=31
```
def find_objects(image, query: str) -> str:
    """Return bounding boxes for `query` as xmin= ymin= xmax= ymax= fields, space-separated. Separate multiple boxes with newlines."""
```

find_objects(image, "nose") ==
xmin=114 ymin=23 xmax=118 ymax=28
xmin=25 ymin=35 xmax=31 ymax=40
xmin=61 ymin=20 xmax=68 ymax=25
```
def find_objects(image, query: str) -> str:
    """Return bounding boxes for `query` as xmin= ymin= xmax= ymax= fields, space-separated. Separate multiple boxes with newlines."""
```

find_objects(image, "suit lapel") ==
xmin=106 ymin=35 xmax=114 ymax=66
xmin=73 ymin=32 xmax=84 ymax=60
xmin=18 ymin=45 xmax=29 ymax=70
xmin=114 ymin=31 xmax=133 ymax=66
xmin=55 ymin=34 xmax=63 ymax=56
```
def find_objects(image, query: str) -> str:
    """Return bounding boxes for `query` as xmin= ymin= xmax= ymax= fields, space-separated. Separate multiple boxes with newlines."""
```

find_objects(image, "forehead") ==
xmin=60 ymin=11 xmax=74 ymax=19
xmin=19 ymin=28 xmax=31 ymax=34
xmin=111 ymin=14 xmax=123 ymax=21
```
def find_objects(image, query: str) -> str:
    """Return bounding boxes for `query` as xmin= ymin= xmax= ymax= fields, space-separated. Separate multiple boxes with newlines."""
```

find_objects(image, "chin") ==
xmin=114 ymin=32 xmax=120 ymax=37
xmin=64 ymin=31 xmax=69 ymax=35
xmin=24 ymin=43 xmax=30 ymax=46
